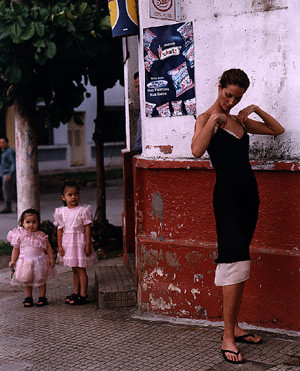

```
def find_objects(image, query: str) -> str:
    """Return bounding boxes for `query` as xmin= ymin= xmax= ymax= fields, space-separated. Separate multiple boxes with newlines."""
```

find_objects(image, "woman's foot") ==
xmin=221 ymin=349 xmax=244 ymax=364
xmin=222 ymin=335 xmax=244 ymax=363
xmin=23 ymin=297 xmax=34 ymax=307
xmin=234 ymin=326 xmax=262 ymax=344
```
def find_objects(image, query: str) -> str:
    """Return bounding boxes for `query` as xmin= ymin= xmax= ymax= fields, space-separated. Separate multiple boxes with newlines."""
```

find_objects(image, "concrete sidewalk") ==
xmin=0 ymin=258 xmax=299 ymax=371
xmin=0 ymin=185 xmax=299 ymax=370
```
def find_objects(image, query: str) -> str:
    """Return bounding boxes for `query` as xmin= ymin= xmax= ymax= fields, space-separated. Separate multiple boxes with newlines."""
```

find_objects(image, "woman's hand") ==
xmin=58 ymin=247 xmax=65 ymax=256
xmin=211 ymin=113 xmax=227 ymax=129
xmin=9 ymin=261 xmax=15 ymax=269
xmin=237 ymin=105 xmax=258 ymax=125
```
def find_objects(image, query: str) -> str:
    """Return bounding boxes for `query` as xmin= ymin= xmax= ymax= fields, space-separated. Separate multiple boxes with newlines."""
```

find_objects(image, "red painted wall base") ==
xmin=134 ymin=158 xmax=300 ymax=331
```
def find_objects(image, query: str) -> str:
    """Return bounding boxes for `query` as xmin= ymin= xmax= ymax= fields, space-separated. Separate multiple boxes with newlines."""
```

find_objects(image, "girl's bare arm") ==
xmin=9 ymin=247 xmax=19 ymax=268
xmin=84 ymin=224 xmax=91 ymax=256
xmin=57 ymin=228 xmax=64 ymax=256
xmin=45 ymin=239 xmax=55 ymax=267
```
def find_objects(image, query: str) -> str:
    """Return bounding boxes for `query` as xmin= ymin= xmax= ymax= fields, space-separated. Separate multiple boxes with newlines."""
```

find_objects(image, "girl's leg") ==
xmin=24 ymin=285 xmax=33 ymax=298
xmin=24 ymin=286 xmax=33 ymax=307
xmin=222 ymin=281 xmax=245 ymax=362
xmin=72 ymin=267 xmax=80 ymax=294
xmin=38 ymin=284 xmax=46 ymax=298
xmin=36 ymin=284 xmax=48 ymax=306
xmin=77 ymin=267 xmax=88 ymax=297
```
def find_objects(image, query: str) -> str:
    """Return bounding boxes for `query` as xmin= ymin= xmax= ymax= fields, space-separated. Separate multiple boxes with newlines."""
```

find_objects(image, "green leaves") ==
xmin=20 ymin=23 xmax=35 ymax=40
xmin=5 ymin=63 xmax=22 ymax=84
xmin=0 ymin=0 xmax=123 ymax=128
xmin=35 ymin=21 xmax=44 ymax=37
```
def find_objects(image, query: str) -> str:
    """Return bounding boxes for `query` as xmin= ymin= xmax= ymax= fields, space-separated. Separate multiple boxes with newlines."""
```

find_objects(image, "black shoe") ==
xmin=23 ymin=297 xmax=34 ymax=307
xmin=36 ymin=297 xmax=48 ymax=307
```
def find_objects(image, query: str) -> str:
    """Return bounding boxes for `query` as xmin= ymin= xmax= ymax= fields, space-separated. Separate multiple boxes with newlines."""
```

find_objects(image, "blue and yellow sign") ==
xmin=108 ymin=0 xmax=139 ymax=37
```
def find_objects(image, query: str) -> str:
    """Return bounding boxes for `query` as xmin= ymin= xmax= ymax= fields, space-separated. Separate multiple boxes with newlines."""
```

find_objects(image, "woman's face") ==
xmin=218 ymin=84 xmax=245 ymax=113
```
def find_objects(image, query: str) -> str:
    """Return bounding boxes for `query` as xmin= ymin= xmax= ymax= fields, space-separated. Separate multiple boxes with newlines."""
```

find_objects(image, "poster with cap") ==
xmin=144 ymin=22 xmax=196 ymax=118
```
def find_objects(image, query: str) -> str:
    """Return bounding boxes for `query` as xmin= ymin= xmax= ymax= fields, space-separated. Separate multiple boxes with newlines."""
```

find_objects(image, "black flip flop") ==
xmin=235 ymin=333 xmax=262 ymax=344
xmin=221 ymin=349 xmax=244 ymax=364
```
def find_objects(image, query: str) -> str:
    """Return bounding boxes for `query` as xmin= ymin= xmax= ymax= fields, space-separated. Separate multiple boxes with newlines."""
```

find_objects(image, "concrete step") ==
xmin=95 ymin=265 xmax=137 ymax=309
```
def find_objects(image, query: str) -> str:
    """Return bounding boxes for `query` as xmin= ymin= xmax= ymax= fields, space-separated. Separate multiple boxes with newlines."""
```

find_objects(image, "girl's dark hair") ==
xmin=219 ymin=69 xmax=250 ymax=91
xmin=19 ymin=208 xmax=40 ymax=229
xmin=61 ymin=180 xmax=80 ymax=206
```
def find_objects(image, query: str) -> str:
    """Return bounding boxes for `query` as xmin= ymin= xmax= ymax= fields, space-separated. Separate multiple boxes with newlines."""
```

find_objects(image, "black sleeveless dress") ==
xmin=207 ymin=128 xmax=260 ymax=264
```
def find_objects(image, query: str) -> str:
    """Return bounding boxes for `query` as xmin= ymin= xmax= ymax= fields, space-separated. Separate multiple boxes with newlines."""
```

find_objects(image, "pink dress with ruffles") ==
xmin=53 ymin=205 xmax=97 ymax=268
xmin=7 ymin=228 xmax=56 ymax=287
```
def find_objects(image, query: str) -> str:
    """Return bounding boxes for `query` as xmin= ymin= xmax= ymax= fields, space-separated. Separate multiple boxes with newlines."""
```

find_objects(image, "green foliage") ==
xmin=0 ymin=0 xmax=123 ymax=125
xmin=0 ymin=240 xmax=12 ymax=256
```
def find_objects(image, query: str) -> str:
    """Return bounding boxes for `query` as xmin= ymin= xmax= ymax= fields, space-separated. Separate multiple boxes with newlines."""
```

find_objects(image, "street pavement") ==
xmin=0 ymin=184 xmax=299 ymax=370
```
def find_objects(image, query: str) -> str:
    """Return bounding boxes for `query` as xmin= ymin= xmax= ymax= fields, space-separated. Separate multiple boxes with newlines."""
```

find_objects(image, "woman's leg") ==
xmin=222 ymin=281 xmax=245 ymax=362
xmin=77 ymin=267 xmax=88 ymax=297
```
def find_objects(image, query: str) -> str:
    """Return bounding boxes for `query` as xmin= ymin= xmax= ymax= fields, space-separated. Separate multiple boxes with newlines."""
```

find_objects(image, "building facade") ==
xmin=123 ymin=0 xmax=300 ymax=331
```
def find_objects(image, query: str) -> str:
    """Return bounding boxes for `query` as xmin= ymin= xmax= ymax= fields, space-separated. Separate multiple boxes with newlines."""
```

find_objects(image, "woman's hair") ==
xmin=19 ymin=208 xmax=40 ymax=228
xmin=219 ymin=69 xmax=250 ymax=91
xmin=61 ymin=179 xmax=80 ymax=206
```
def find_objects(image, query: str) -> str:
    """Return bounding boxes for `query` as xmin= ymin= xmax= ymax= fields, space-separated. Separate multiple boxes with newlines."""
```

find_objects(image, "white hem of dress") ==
xmin=214 ymin=260 xmax=250 ymax=286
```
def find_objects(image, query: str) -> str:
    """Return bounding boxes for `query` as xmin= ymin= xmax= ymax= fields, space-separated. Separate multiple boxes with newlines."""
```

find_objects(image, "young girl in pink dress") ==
xmin=8 ymin=209 xmax=55 ymax=307
xmin=54 ymin=180 xmax=97 ymax=305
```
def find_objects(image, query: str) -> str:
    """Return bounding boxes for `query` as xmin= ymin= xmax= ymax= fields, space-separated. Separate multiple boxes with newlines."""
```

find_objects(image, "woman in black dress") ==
xmin=191 ymin=69 xmax=284 ymax=364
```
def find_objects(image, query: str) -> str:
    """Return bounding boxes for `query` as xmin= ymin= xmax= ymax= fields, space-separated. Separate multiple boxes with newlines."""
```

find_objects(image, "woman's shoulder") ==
xmin=196 ymin=112 xmax=212 ymax=124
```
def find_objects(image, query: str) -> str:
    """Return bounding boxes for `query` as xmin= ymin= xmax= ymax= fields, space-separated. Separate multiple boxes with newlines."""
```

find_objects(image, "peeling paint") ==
xmin=180 ymin=310 xmax=189 ymax=315
xmin=153 ymin=145 xmax=173 ymax=154
xmin=151 ymin=267 xmax=164 ymax=277
xmin=191 ymin=288 xmax=201 ymax=300
xmin=152 ymin=192 xmax=164 ymax=219
xmin=193 ymin=274 xmax=203 ymax=283
xmin=149 ymin=293 xmax=176 ymax=310
xmin=165 ymin=251 xmax=180 ymax=267
xmin=168 ymin=284 xmax=181 ymax=293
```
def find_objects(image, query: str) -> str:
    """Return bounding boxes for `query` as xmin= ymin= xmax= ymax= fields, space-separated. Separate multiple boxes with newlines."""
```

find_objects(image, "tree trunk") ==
xmin=14 ymin=99 xmax=40 ymax=218
xmin=94 ymin=86 xmax=107 ymax=224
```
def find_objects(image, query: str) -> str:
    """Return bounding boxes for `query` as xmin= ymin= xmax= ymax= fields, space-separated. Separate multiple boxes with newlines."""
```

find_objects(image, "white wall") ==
xmin=138 ymin=0 xmax=300 ymax=160
xmin=52 ymin=82 xmax=125 ymax=168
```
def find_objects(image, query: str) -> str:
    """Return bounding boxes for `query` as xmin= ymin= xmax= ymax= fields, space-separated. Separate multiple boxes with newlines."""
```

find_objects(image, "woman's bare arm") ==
xmin=237 ymin=105 xmax=285 ymax=135
xmin=191 ymin=113 xmax=227 ymax=158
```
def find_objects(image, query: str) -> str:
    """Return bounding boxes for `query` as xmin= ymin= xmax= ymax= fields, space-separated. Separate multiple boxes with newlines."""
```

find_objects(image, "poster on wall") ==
xmin=143 ymin=22 xmax=196 ymax=118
